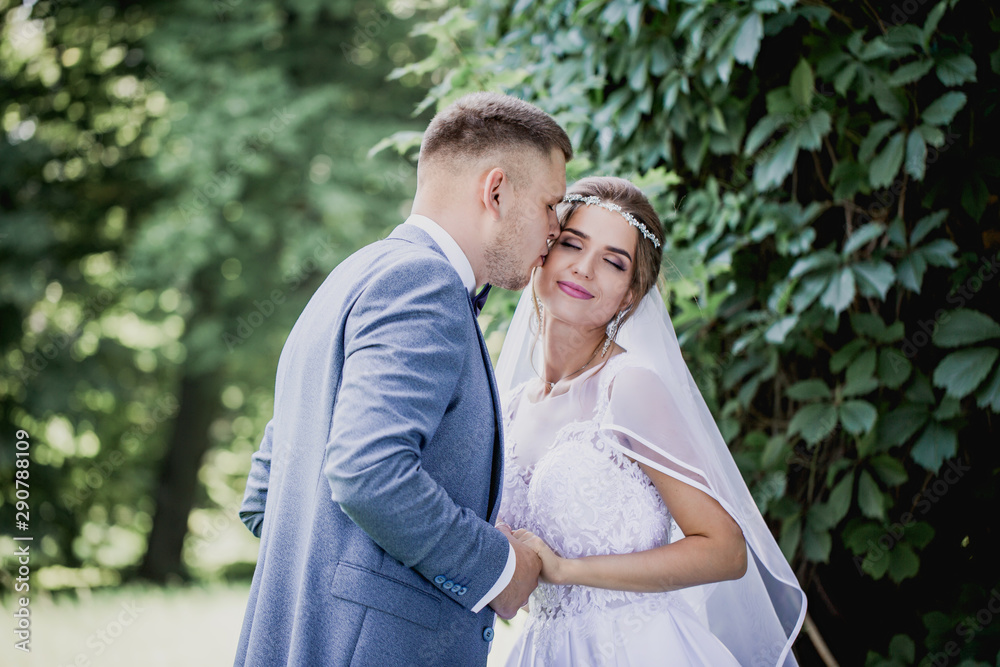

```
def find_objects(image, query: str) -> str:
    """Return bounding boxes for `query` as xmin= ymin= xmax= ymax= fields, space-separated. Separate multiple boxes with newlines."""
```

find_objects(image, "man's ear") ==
xmin=482 ymin=167 xmax=506 ymax=220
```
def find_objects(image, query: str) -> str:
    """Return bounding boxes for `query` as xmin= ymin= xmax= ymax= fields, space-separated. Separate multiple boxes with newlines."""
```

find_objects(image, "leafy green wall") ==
xmin=390 ymin=0 xmax=999 ymax=664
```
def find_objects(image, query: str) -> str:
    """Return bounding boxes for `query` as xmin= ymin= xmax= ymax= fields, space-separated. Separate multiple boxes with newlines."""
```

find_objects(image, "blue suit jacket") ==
xmin=235 ymin=224 xmax=509 ymax=666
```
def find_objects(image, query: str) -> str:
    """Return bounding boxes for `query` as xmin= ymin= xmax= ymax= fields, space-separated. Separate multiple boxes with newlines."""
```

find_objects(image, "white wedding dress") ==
xmin=498 ymin=352 xmax=741 ymax=666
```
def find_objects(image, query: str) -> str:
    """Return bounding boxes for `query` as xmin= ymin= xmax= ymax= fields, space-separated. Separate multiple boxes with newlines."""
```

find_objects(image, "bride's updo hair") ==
xmin=557 ymin=176 xmax=664 ymax=328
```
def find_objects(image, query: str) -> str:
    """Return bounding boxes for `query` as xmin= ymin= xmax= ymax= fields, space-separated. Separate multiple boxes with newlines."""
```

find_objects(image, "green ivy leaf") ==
xmin=779 ymin=516 xmax=802 ymax=561
xmin=859 ymin=120 xmax=897 ymax=162
xmin=840 ymin=400 xmax=878 ymax=435
xmin=889 ymin=633 xmax=916 ymax=663
xmin=872 ymin=83 xmax=907 ymax=121
xmin=896 ymin=252 xmax=928 ymax=293
xmin=878 ymin=348 xmax=913 ymax=389
xmin=932 ymin=396 xmax=961 ymax=420
xmin=786 ymin=378 xmax=833 ymax=400
xmin=761 ymin=434 xmax=790 ymax=469
xmin=834 ymin=61 xmax=858 ymax=95
xmin=858 ymin=470 xmax=885 ymax=519
xmin=791 ymin=274 xmax=830 ymax=312
xmin=869 ymin=131 xmax=906 ymax=189
xmin=888 ymin=542 xmax=920 ymax=583
xmin=921 ymin=91 xmax=967 ymax=126
xmin=905 ymin=371 xmax=936 ymax=404
xmin=847 ymin=348 xmax=877 ymax=385
xmin=936 ymin=53 xmax=977 ymax=86
xmin=842 ymin=517 xmax=883 ymax=554
xmin=793 ymin=110 xmax=831 ymax=151
xmin=803 ymin=525 xmax=832 ymax=563
xmin=862 ymin=548 xmax=890 ymax=580
xmin=915 ymin=123 xmax=946 ymax=147
xmin=909 ymin=210 xmax=948 ymax=245
xmin=744 ymin=114 xmax=785 ymax=156
xmin=887 ymin=218 xmax=908 ymax=247
xmin=790 ymin=58 xmax=815 ymax=107
xmin=870 ymin=455 xmax=908 ymax=486
xmin=961 ymin=175 xmax=990 ymax=221
xmin=831 ymin=338 xmax=867 ymax=373
xmin=859 ymin=430 xmax=881 ymax=459
xmin=861 ymin=38 xmax=911 ymax=62
xmin=851 ymin=312 xmax=888 ymax=340
xmin=931 ymin=309 xmax=1000 ymax=347
xmin=975 ymin=363 xmax=1000 ymax=412
xmin=905 ymin=130 xmax=927 ymax=180
xmin=788 ymin=402 xmax=838 ymax=445
xmin=918 ymin=239 xmax=958 ymax=267
xmin=906 ymin=521 xmax=935 ymax=549
xmin=885 ymin=24 xmax=921 ymax=47
xmin=851 ymin=261 xmax=895 ymax=300
xmin=932 ymin=347 xmax=1000 ymax=398
xmin=827 ymin=471 xmax=854 ymax=524
xmin=878 ymin=404 xmax=929 ymax=447
xmin=733 ymin=13 xmax=764 ymax=66
xmin=753 ymin=133 xmax=799 ymax=191
xmin=765 ymin=86 xmax=797 ymax=115
xmin=764 ymin=314 xmax=798 ymax=344
xmin=820 ymin=266 xmax=856 ymax=314
xmin=843 ymin=222 xmax=886 ymax=256
xmin=911 ymin=421 xmax=958 ymax=473
xmin=922 ymin=1 xmax=947 ymax=46
xmin=888 ymin=58 xmax=934 ymax=86
xmin=843 ymin=376 xmax=880 ymax=397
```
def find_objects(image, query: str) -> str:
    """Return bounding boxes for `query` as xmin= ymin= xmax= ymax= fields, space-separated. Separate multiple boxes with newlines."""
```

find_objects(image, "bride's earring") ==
xmin=530 ymin=300 xmax=545 ymax=334
xmin=602 ymin=309 xmax=626 ymax=356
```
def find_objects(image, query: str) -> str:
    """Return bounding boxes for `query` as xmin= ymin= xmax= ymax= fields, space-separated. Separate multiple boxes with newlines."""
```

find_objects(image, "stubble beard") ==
xmin=485 ymin=202 xmax=533 ymax=291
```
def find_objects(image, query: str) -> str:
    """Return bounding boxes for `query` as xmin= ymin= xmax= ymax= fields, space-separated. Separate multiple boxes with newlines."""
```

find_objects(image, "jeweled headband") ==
xmin=561 ymin=193 xmax=661 ymax=248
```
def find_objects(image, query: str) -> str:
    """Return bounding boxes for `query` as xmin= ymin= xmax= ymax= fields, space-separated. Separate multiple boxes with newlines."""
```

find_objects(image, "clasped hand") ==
xmin=489 ymin=523 xmax=566 ymax=619
xmin=512 ymin=527 xmax=565 ymax=585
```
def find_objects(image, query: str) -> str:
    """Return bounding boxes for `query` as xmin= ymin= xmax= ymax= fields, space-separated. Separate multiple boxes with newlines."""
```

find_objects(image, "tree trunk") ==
xmin=137 ymin=372 xmax=218 ymax=582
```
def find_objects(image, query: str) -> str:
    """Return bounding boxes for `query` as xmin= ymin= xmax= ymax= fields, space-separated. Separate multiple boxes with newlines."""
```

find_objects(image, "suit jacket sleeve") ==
xmin=239 ymin=419 xmax=274 ymax=538
xmin=325 ymin=257 xmax=509 ymax=611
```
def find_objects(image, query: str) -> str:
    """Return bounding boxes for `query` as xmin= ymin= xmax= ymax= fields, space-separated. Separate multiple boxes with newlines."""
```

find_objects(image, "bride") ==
xmin=494 ymin=177 xmax=806 ymax=666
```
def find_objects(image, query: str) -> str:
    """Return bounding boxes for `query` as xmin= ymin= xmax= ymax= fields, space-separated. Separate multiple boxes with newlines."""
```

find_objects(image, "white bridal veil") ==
xmin=495 ymin=281 xmax=807 ymax=667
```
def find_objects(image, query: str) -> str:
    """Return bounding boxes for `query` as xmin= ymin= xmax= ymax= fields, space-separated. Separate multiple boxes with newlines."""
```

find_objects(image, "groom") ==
xmin=235 ymin=92 xmax=572 ymax=666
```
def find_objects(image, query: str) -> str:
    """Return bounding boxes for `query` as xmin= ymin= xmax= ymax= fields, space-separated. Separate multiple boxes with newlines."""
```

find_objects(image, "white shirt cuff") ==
xmin=470 ymin=542 xmax=516 ymax=613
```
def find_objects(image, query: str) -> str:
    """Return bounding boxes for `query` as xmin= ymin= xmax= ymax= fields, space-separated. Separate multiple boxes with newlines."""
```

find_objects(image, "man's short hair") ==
xmin=419 ymin=92 xmax=573 ymax=175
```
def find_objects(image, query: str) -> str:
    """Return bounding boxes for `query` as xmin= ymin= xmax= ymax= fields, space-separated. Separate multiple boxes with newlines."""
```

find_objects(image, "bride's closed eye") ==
xmin=559 ymin=241 xmax=626 ymax=271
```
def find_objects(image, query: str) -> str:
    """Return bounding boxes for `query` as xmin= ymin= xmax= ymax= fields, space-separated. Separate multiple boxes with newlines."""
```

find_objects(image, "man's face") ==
xmin=485 ymin=147 xmax=567 ymax=291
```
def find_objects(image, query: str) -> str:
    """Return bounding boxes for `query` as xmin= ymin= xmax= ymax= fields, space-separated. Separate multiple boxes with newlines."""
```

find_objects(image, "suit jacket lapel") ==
xmin=468 ymin=296 xmax=505 ymax=522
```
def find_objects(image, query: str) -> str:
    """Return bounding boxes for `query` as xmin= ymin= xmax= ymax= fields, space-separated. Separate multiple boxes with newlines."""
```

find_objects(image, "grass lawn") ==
xmin=1 ymin=581 xmax=526 ymax=665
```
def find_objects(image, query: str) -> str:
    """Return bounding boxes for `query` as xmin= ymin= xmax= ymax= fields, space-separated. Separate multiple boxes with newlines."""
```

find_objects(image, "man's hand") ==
xmin=513 ymin=528 xmax=567 ymax=585
xmin=488 ymin=523 xmax=541 ymax=619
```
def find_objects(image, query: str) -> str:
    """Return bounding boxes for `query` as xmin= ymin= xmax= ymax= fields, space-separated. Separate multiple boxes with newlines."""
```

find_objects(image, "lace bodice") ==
xmin=498 ymin=353 xmax=681 ymax=659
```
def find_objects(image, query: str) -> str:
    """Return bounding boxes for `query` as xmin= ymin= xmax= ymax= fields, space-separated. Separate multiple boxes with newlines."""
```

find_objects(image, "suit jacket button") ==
xmin=443 ymin=580 xmax=454 ymax=589
xmin=482 ymin=627 xmax=494 ymax=642
xmin=457 ymin=587 xmax=466 ymax=595
xmin=434 ymin=575 xmax=446 ymax=585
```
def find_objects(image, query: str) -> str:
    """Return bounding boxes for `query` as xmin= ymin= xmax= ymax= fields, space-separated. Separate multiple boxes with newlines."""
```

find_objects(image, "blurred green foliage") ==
xmin=1 ymin=0 xmax=431 ymax=585
xmin=390 ymin=0 xmax=999 ymax=664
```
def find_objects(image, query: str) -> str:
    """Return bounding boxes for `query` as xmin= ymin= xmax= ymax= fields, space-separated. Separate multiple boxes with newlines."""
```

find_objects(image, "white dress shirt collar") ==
xmin=404 ymin=214 xmax=478 ymax=297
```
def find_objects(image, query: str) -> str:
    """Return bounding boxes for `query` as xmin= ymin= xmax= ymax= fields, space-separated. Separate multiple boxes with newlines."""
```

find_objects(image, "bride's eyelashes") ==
xmin=558 ymin=241 xmax=626 ymax=271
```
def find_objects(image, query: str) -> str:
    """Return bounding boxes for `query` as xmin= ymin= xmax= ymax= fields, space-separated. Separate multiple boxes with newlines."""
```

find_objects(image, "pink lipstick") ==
xmin=557 ymin=281 xmax=593 ymax=299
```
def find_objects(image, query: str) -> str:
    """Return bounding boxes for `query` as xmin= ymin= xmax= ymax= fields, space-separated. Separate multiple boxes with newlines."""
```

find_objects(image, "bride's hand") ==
xmin=513 ymin=529 xmax=566 ymax=585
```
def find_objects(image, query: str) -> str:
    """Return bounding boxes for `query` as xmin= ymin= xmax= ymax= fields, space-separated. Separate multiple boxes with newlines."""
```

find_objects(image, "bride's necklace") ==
xmin=534 ymin=336 xmax=606 ymax=392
